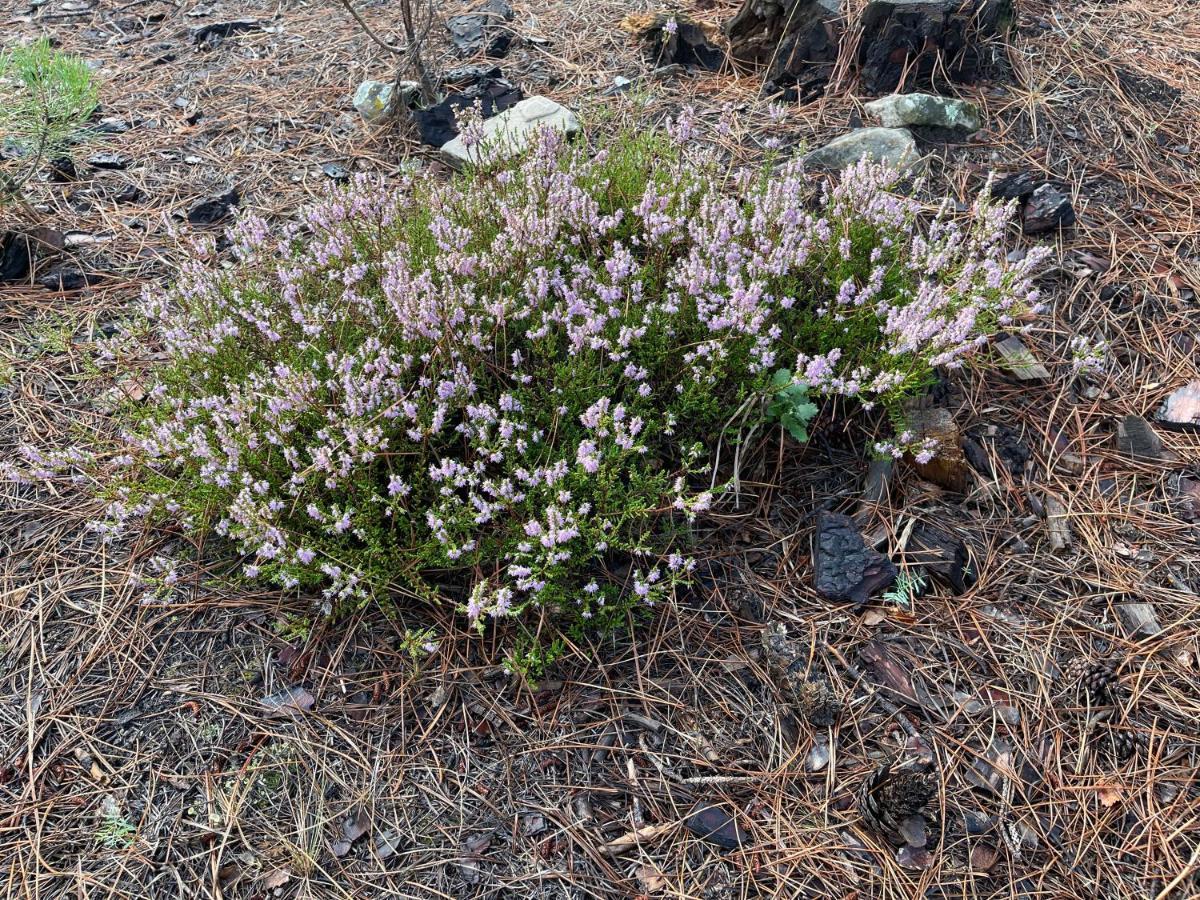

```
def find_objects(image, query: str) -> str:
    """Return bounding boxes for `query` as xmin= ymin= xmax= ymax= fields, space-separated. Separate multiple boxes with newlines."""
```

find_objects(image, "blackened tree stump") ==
xmin=726 ymin=0 xmax=1014 ymax=99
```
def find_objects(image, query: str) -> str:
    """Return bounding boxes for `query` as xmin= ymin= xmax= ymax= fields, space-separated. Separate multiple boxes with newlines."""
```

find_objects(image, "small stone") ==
xmin=88 ymin=152 xmax=128 ymax=170
xmin=1115 ymin=416 xmax=1163 ymax=460
xmin=685 ymin=801 xmax=749 ymax=849
xmin=186 ymin=188 xmax=239 ymax=225
xmin=803 ymin=127 xmax=921 ymax=174
xmin=863 ymin=92 xmax=982 ymax=132
xmin=1022 ymin=183 xmax=1075 ymax=234
xmin=321 ymin=162 xmax=350 ymax=182
xmin=1156 ymin=380 xmax=1200 ymax=431
xmin=897 ymin=814 xmax=927 ymax=848
xmin=604 ymin=75 xmax=636 ymax=95
xmin=353 ymin=79 xmax=420 ymax=124
xmin=805 ymin=734 xmax=832 ymax=772
xmin=440 ymin=96 xmax=581 ymax=170
xmin=37 ymin=266 xmax=88 ymax=292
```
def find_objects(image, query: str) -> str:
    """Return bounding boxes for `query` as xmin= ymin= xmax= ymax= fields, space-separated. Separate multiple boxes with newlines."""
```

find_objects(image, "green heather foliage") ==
xmin=48 ymin=120 xmax=1044 ymax=664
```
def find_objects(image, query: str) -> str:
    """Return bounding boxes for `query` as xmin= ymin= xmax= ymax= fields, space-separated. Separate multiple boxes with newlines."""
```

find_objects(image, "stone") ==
xmin=1115 ymin=415 xmax=1163 ymax=460
xmin=1022 ymin=183 xmax=1075 ymax=234
xmin=186 ymin=188 xmax=239 ymax=225
xmin=88 ymin=152 xmax=128 ymax=170
xmin=1156 ymin=380 xmax=1200 ymax=431
xmin=863 ymin=92 xmax=981 ymax=132
xmin=353 ymin=79 xmax=420 ymax=124
xmin=814 ymin=511 xmax=897 ymax=604
xmin=321 ymin=162 xmax=350 ymax=182
xmin=446 ymin=0 xmax=513 ymax=57
xmin=727 ymin=0 xmax=1013 ymax=99
xmin=803 ymin=127 xmax=921 ymax=173
xmin=686 ymin=801 xmax=749 ymax=849
xmin=440 ymin=96 xmax=581 ymax=170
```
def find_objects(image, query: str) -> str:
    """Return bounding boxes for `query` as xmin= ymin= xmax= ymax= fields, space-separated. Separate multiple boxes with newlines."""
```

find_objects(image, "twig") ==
xmin=334 ymin=0 xmax=407 ymax=55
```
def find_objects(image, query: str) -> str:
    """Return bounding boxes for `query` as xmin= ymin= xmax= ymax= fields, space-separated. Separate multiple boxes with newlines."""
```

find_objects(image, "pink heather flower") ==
xmin=81 ymin=125 xmax=1041 ymax=642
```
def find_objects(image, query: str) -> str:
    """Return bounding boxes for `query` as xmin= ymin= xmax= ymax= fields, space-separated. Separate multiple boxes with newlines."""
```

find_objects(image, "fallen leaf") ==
xmin=896 ymin=844 xmax=933 ymax=869
xmin=600 ymin=821 xmax=674 ymax=857
xmin=1097 ymin=781 xmax=1123 ymax=808
xmin=970 ymin=843 xmax=999 ymax=872
xmin=260 ymin=685 xmax=314 ymax=717
xmin=686 ymin=801 xmax=750 ymax=849
xmin=264 ymin=868 xmax=291 ymax=889
xmin=342 ymin=807 xmax=370 ymax=843
xmin=636 ymin=863 xmax=668 ymax=892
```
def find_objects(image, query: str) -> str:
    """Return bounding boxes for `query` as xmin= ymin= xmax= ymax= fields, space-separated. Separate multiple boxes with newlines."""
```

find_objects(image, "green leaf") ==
xmin=766 ymin=368 xmax=817 ymax=443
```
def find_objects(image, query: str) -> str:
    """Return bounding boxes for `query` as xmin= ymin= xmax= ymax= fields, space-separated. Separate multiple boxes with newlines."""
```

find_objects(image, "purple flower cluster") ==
xmin=69 ymin=119 xmax=1043 ymax=641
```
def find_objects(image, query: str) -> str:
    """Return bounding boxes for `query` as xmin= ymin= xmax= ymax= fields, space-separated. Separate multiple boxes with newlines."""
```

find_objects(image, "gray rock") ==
xmin=803 ymin=127 xmax=921 ymax=173
xmin=863 ymin=92 xmax=982 ymax=132
xmin=353 ymin=79 xmax=420 ymax=124
xmin=440 ymin=95 xmax=581 ymax=170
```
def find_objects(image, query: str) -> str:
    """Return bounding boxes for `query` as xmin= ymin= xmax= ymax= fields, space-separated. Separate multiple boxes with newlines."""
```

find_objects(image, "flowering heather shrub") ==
xmin=101 ymin=123 xmax=1045 ymax=657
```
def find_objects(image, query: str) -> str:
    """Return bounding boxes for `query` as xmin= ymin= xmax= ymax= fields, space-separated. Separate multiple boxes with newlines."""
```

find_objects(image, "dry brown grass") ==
xmin=2 ymin=0 xmax=1199 ymax=897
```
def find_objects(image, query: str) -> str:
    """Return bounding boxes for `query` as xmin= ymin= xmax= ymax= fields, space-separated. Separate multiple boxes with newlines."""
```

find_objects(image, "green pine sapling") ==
xmin=0 ymin=37 xmax=99 ymax=214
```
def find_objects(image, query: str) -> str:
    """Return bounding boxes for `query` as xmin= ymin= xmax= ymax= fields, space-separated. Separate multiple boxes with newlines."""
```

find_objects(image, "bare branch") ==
xmin=335 ymin=0 xmax=407 ymax=56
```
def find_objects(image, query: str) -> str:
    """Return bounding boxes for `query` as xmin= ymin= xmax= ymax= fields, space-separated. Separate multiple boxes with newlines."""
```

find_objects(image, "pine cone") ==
xmin=793 ymin=675 xmax=844 ymax=728
xmin=1060 ymin=656 xmax=1121 ymax=703
xmin=1104 ymin=727 xmax=1148 ymax=762
xmin=761 ymin=625 xmax=844 ymax=726
xmin=858 ymin=760 xmax=936 ymax=845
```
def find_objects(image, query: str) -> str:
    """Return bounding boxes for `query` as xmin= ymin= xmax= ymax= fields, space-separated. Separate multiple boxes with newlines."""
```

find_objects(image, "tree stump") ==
xmin=726 ymin=0 xmax=1014 ymax=99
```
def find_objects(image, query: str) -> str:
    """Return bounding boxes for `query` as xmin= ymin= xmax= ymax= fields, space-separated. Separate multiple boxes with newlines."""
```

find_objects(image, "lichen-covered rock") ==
xmin=353 ymin=79 xmax=420 ymax=124
xmin=864 ymin=92 xmax=981 ymax=132
xmin=440 ymin=96 xmax=581 ymax=169
xmin=803 ymin=127 xmax=921 ymax=173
